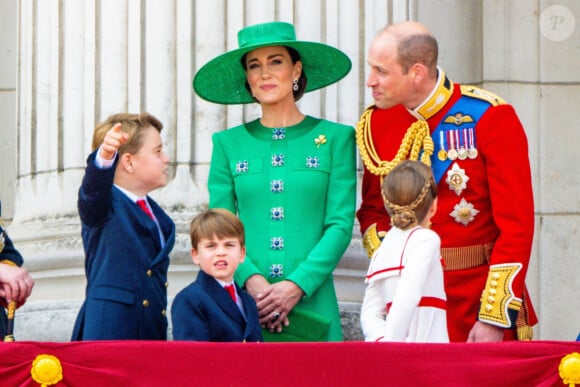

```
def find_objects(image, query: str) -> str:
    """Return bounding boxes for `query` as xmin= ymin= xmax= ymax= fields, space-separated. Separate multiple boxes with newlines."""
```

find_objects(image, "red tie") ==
xmin=136 ymin=199 xmax=154 ymax=220
xmin=224 ymin=284 xmax=236 ymax=303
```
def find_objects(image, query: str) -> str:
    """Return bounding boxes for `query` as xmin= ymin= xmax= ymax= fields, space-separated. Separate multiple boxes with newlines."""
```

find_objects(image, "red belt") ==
xmin=386 ymin=296 xmax=447 ymax=313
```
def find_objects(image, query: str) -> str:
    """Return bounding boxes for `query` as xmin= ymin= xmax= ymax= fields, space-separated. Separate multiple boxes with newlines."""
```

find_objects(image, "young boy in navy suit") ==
xmin=171 ymin=209 xmax=262 ymax=342
xmin=72 ymin=113 xmax=175 ymax=340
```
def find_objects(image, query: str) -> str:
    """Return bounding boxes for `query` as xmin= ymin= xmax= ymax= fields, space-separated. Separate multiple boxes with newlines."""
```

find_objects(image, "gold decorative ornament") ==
xmin=450 ymin=198 xmax=479 ymax=226
xmin=443 ymin=112 xmax=474 ymax=126
xmin=415 ymin=69 xmax=454 ymax=118
xmin=31 ymin=354 xmax=63 ymax=387
xmin=559 ymin=352 xmax=580 ymax=386
xmin=478 ymin=263 xmax=522 ymax=328
xmin=460 ymin=85 xmax=506 ymax=106
xmin=314 ymin=134 xmax=327 ymax=148
xmin=361 ymin=223 xmax=387 ymax=258
xmin=356 ymin=106 xmax=434 ymax=178
xmin=446 ymin=163 xmax=469 ymax=196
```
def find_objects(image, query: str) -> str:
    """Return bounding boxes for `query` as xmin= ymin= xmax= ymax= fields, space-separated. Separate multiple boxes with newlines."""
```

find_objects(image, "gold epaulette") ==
xmin=478 ymin=263 xmax=522 ymax=328
xmin=362 ymin=223 xmax=386 ymax=258
xmin=461 ymin=85 xmax=506 ymax=106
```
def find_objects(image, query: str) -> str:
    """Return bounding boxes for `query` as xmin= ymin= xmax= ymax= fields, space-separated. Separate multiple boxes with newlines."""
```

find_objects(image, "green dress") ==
xmin=208 ymin=116 xmax=356 ymax=341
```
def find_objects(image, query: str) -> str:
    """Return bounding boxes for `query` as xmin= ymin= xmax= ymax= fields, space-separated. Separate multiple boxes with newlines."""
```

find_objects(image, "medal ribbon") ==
xmin=431 ymin=94 xmax=492 ymax=184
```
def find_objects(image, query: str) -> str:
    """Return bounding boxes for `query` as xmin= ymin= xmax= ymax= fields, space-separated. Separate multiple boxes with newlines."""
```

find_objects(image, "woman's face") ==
xmin=244 ymin=45 xmax=302 ymax=106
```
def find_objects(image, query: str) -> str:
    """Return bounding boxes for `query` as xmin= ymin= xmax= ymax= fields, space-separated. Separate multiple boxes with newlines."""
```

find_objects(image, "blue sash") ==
xmin=430 ymin=96 xmax=491 ymax=183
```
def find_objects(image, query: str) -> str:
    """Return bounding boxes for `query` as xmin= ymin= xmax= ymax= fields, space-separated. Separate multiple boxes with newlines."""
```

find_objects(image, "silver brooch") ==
xmin=235 ymin=160 xmax=248 ymax=173
xmin=306 ymin=156 xmax=320 ymax=168
xmin=269 ymin=264 xmax=284 ymax=278
xmin=271 ymin=180 xmax=284 ymax=193
xmin=270 ymin=207 xmax=284 ymax=220
xmin=272 ymin=154 xmax=285 ymax=167
xmin=270 ymin=237 xmax=284 ymax=250
xmin=272 ymin=128 xmax=286 ymax=140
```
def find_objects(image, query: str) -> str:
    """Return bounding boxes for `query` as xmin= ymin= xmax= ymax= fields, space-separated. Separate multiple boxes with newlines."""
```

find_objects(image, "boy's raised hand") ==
xmin=99 ymin=123 xmax=129 ymax=160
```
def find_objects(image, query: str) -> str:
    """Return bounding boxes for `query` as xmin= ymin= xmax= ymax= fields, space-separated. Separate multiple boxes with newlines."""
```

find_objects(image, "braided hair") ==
xmin=381 ymin=160 xmax=438 ymax=230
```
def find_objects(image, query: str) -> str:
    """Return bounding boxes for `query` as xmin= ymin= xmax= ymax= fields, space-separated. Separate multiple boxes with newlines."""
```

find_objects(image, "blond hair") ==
xmin=91 ymin=112 xmax=163 ymax=154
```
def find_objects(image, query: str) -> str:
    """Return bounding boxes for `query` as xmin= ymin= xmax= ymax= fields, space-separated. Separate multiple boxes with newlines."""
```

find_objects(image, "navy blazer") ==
xmin=171 ymin=270 xmax=263 ymax=342
xmin=72 ymin=152 xmax=175 ymax=340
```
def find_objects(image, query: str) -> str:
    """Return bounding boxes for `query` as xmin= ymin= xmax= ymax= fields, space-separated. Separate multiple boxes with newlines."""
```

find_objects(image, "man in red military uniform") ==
xmin=356 ymin=21 xmax=537 ymax=342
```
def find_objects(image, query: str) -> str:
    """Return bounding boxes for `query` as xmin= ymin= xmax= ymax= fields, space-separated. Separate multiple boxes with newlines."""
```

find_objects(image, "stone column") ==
xmin=11 ymin=0 xmax=204 ymax=340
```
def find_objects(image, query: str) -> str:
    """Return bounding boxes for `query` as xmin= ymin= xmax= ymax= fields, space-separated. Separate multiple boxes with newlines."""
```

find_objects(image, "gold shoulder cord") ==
xmin=356 ymin=106 xmax=435 ymax=258
xmin=355 ymin=106 xmax=434 ymax=180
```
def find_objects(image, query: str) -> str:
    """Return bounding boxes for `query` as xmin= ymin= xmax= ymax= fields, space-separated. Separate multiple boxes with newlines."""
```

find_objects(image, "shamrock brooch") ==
xmin=314 ymin=134 xmax=327 ymax=148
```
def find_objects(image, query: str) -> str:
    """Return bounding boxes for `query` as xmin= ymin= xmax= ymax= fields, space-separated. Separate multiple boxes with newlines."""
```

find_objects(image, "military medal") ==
xmin=457 ymin=130 xmax=468 ymax=160
xmin=467 ymin=128 xmax=478 ymax=159
xmin=447 ymin=130 xmax=458 ymax=160
xmin=445 ymin=162 xmax=469 ymax=195
xmin=450 ymin=198 xmax=479 ymax=226
xmin=437 ymin=131 xmax=447 ymax=161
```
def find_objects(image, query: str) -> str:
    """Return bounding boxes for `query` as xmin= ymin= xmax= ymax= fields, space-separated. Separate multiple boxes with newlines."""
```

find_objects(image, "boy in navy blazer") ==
xmin=171 ymin=209 xmax=262 ymax=342
xmin=72 ymin=113 xmax=175 ymax=340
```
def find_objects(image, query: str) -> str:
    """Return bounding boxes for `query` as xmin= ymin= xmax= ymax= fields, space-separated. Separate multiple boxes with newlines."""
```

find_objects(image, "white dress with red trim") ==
xmin=360 ymin=226 xmax=449 ymax=343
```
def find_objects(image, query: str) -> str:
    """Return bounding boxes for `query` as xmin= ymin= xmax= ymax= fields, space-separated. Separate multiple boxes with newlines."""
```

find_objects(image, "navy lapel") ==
xmin=113 ymin=188 xmax=161 ymax=246
xmin=239 ymin=289 xmax=259 ymax=339
xmin=198 ymin=271 xmax=246 ymax=327
xmin=148 ymin=198 xmax=175 ymax=267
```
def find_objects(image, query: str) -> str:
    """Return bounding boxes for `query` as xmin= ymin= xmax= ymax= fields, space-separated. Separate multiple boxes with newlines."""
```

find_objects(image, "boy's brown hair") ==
xmin=91 ymin=112 xmax=163 ymax=154
xmin=189 ymin=209 xmax=245 ymax=249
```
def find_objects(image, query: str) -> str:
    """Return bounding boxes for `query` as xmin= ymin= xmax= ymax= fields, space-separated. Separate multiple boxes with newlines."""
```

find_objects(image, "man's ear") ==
xmin=410 ymin=62 xmax=428 ymax=84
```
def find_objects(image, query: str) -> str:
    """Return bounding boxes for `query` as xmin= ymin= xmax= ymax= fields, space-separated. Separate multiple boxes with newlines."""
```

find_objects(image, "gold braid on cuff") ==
xmin=362 ymin=223 xmax=386 ymax=258
xmin=478 ymin=263 xmax=523 ymax=328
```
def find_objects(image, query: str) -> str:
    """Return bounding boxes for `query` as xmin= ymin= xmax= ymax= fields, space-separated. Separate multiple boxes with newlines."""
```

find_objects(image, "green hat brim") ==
xmin=193 ymin=41 xmax=352 ymax=105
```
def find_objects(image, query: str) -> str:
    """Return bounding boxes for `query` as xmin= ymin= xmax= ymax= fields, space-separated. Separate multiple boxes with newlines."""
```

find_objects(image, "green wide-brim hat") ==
xmin=193 ymin=21 xmax=352 ymax=104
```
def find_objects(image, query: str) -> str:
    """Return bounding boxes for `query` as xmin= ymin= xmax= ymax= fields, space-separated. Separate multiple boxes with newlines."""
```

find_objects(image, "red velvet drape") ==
xmin=0 ymin=340 xmax=578 ymax=386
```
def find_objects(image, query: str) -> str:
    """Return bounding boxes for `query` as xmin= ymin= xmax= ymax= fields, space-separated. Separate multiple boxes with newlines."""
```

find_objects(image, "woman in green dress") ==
xmin=193 ymin=21 xmax=355 ymax=341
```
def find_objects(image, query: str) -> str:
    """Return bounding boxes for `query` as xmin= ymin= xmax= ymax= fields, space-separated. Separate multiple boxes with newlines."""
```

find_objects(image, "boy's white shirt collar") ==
xmin=115 ymin=185 xmax=142 ymax=203
xmin=214 ymin=277 xmax=245 ymax=316
xmin=215 ymin=278 xmax=235 ymax=288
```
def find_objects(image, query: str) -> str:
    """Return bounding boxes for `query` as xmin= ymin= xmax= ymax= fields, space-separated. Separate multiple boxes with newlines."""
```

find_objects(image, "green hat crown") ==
xmin=193 ymin=21 xmax=352 ymax=105
xmin=238 ymin=22 xmax=296 ymax=48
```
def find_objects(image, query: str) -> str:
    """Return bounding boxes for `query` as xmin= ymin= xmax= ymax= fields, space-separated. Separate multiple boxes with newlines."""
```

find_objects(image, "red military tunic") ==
xmin=356 ymin=70 xmax=537 ymax=342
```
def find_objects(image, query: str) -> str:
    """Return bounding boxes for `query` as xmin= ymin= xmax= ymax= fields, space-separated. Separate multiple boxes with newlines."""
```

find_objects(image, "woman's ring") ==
xmin=272 ymin=311 xmax=281 ymax=321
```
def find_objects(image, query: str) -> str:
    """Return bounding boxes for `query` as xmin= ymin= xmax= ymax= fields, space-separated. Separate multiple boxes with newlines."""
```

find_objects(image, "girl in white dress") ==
xmin=361 ymin=160 xmax=449 ymax=343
